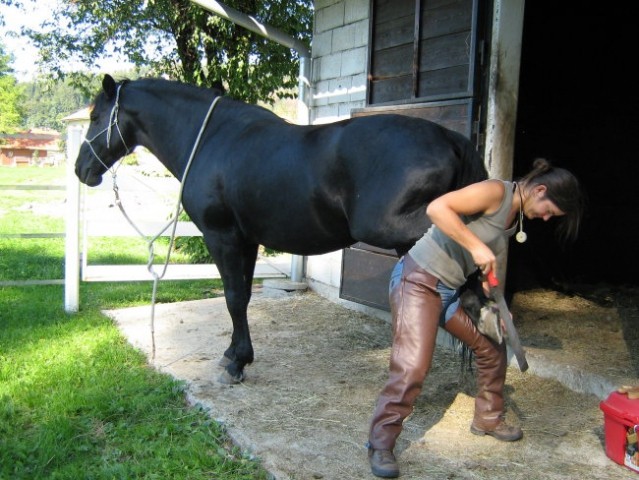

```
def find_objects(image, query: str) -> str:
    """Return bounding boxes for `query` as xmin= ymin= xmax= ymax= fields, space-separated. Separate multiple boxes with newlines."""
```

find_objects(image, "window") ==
xmin=368 ymin=0 xmax=478 ymax=105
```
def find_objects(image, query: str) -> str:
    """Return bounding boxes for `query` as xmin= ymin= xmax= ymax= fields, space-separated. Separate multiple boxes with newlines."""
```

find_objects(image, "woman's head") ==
xmin=518 ymin=158 xmax=584 ymax=243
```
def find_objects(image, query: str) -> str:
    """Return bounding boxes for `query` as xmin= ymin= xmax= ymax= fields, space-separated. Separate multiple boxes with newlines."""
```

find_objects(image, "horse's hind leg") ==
xmin=206 ymin=238 xmax=258 ymax=384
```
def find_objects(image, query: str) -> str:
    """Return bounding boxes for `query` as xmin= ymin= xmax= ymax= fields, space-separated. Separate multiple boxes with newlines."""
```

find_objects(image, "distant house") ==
xmin=0 ymin=128 xmax=62 ymax=167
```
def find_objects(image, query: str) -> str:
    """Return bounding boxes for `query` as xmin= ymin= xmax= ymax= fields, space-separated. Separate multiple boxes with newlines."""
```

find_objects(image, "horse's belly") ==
xmin=240 ymin=208 xmax=354 ymax=255
xmin=264 ymin=234 xmax=353 ymax=256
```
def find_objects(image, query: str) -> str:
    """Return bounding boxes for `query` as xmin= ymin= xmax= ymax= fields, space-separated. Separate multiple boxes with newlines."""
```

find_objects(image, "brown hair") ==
xmin=519 ymin=158 xmax=584 ymax=244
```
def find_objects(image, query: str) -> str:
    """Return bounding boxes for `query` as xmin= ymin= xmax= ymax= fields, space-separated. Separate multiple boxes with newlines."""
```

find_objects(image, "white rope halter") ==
xmin=83 ymin=83 xmax=131 ymax=175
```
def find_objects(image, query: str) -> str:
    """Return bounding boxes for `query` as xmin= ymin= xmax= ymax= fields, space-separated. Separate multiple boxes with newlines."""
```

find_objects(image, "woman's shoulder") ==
xmin=475 ymin=178 xmax=507 ymax=198
xmin=476 ymin=179 xmax=509 ymax=215
xmin=483 ymin=178 xmax=510 ymax=189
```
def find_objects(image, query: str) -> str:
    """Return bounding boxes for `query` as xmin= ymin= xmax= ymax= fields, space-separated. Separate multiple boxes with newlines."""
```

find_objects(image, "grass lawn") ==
xmin=0 ymin=166 xmax=270 ymax=479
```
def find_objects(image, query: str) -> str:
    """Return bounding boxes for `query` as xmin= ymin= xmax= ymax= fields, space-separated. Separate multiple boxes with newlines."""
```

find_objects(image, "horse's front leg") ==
xmin=206 ymin=238 xmax=258 ymax=384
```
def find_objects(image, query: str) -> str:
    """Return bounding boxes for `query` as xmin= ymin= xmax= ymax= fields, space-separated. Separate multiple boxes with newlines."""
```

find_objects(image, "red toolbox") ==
xmin=600 ymin=391 xmax=639 ymax=473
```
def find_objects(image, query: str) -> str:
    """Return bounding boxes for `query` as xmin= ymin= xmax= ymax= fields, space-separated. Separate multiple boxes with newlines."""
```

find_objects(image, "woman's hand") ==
xmin=472 ymin=244 xmax=497 ymax=276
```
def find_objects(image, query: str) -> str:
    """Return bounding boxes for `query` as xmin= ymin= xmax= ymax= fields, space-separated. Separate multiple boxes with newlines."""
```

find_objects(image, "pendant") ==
xmin=516 ymin=231 xmax=528 ymax=243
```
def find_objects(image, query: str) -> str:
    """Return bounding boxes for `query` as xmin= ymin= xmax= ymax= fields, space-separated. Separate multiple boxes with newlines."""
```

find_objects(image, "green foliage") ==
xmin=18 ymin=70 xmax=150 ymax=133
xmin=174 ymin=235 xmax=214 ymax=264
xmin=174 ymin=211 xmax=213 ymax=264
xmin=19 ymin=76 xmax=98 ymax=131
xmin=14 ymin=0 xmax=313 ymax=103
xmin=0 ymin=41 xmax=24 ymax=133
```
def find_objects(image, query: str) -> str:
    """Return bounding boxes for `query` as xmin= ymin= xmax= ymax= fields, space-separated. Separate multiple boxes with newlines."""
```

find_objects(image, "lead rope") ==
xmin=111 ymin=95 xmax=222 ymax=361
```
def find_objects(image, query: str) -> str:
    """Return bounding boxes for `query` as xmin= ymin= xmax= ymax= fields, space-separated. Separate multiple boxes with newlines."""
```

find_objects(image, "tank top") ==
xmin=409 ymin=180 xmax=517 ymax=289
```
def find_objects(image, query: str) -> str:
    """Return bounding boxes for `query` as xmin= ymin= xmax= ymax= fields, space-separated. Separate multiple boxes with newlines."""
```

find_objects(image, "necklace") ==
xmin=515 ymin=183 xmax=527 ymax=243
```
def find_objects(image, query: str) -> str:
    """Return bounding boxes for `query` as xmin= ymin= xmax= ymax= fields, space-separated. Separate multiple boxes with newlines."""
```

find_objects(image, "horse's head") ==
xmin=76 ymin=74 xmax=131 ymax=187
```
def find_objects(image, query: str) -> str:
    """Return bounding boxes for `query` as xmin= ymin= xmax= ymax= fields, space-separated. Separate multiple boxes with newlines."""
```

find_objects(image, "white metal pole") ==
xmin=189 ymin=0 xmax=310 ymax=58
xmin=64 ymin=126 xmax=82 ymax=312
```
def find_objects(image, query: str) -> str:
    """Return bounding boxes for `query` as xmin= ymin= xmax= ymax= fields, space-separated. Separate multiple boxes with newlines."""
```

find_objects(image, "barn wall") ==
xmin=310 ymin=0 xmax=369 ymax=124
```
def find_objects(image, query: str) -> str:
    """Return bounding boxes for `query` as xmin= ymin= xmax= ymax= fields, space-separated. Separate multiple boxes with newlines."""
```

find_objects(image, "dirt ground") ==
xmin=107 ymin=284 xmax=639 ymax=480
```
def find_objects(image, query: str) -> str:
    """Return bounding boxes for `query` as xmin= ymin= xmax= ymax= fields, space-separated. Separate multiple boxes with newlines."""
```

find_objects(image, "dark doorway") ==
xmin=508 ymin=4 xmax=637 ymax=288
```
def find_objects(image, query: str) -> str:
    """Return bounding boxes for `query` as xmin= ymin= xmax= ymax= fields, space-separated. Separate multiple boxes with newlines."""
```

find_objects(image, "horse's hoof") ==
xmin=218 ymin=369 xmax=245 ymax=385
xmin=218 ymin=355 xmax=233 ymax=367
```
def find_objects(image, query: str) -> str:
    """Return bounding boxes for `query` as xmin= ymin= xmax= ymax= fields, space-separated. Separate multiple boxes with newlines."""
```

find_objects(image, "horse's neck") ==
xmin=129 ymin=82 xmax=217 ymax=179
xmin=126 ymin=82 xmax=281 ymax=180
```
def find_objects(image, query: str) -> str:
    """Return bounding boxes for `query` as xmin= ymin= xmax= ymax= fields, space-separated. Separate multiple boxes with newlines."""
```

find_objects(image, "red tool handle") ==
xmin=487 ymin=270 xmax=499 ymax=288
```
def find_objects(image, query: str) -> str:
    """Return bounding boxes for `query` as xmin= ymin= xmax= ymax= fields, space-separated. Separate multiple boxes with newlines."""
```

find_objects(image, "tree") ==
xmin=0 ymin=42 xmax=24 ymax=134
xmin=9 ymin=0 xmax=313 ymax=104
xmin=19 ymin=75 xmax=101 ymax=131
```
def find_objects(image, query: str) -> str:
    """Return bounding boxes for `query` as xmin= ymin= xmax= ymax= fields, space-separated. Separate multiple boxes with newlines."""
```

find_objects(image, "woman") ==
xmin=367 ymin=158 xmax=584 ymax=478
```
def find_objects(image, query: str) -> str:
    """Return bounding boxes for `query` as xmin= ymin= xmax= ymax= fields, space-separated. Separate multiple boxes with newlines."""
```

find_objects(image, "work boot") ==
xmin=368 ymin=255 xmax=442 ymax=459
xmin=444 ymin=306 xmax=523 ymax=441
xmin=470 ymin=417 xmax=523 ymax=441
xmin=368 ymin=448 xmax=400 ymax=478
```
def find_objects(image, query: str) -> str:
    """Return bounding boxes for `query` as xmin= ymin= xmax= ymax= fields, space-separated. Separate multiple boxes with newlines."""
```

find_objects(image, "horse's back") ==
xmin=190 ymin=107 xmax=485 ymax=255
xmin=329 ymin=114 xmax=485 ymax=249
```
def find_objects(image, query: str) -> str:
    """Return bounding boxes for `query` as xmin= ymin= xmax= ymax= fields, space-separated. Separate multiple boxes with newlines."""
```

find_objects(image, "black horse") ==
xmin=76 ymin=74 xmax=488 ymax=383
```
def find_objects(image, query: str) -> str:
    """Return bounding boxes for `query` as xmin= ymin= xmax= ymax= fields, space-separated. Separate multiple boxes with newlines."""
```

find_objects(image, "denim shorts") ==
xmin=390 ymin=257 xmax=460 ymax=325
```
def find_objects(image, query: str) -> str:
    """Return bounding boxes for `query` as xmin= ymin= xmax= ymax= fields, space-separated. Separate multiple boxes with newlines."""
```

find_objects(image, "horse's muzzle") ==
xmin=84 ymin=174 xmax=104 ymax=187
xmin=76 ymin=164 xmax=104 ymax=187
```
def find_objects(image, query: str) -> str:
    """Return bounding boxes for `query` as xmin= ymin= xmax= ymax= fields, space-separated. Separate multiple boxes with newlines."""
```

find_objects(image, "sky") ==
xmin=1 ymin=1 xmax=45 ymax=80
xmin=1 ymin=0 xmax=132 ymax=81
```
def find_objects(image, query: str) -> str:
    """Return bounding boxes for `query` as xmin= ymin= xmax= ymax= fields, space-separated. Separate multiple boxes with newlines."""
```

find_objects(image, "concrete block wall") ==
xmin=311 ymin=0 xmax=369 ymax=124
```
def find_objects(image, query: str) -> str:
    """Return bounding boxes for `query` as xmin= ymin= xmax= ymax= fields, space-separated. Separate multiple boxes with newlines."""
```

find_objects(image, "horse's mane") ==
xmin=126 ymin=77 xmax=281 ymax=121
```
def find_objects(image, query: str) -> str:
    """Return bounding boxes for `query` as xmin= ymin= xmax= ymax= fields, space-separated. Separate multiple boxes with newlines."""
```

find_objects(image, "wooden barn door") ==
xmin=340 ymin=0 xmax=491 ymax=310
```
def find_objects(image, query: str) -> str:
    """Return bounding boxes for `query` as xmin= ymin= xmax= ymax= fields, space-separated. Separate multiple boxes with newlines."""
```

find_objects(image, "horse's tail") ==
xmin=446 ymin=129 xmax=488 ymax=189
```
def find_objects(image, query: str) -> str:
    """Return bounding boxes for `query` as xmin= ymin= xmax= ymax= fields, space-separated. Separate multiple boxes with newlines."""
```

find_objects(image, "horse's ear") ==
xmin=211 ymin=81 xmax=226 ymax=97
xmin=102 ymin=74 xmax=117 ymax=99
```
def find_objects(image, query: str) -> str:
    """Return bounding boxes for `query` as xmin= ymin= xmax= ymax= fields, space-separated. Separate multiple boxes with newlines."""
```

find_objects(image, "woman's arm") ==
xmin=426 ymin=180 xmax=505 ymax=275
